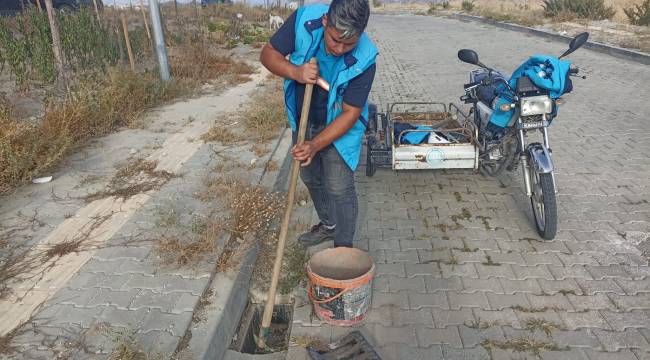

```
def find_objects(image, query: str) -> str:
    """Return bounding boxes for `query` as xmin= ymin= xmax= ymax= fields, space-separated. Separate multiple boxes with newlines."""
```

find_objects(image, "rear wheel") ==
xmin=530 ymin=164 xmax=557 ymax=240
xmin=366 ymin=137 xmax=376 ymax=177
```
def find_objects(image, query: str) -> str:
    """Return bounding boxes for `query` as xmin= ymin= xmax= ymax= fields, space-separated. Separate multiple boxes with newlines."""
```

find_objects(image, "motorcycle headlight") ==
xmin=520 ymin=95 xmax=552 ymax=116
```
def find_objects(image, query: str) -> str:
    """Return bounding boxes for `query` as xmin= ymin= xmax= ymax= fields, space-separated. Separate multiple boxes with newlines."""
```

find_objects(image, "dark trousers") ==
xmin=293 ymin=124 xmax=358 ymax=247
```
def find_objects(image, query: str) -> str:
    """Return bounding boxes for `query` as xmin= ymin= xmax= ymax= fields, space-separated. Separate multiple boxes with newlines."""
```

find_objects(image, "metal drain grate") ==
xmin=307 ymin=331 xmax=381 ymax=360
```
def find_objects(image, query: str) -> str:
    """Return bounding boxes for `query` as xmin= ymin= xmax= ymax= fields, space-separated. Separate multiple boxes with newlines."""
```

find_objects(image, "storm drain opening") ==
xmin=230 ymin=302 xmax=294 ymax=354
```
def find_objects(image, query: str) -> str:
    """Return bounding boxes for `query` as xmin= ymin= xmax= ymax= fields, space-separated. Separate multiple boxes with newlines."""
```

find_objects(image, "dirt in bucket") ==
xmin=230 ymin=302 xmax=293 ymax=354
xmin=309 ymin=248 xmax=373 ymax=280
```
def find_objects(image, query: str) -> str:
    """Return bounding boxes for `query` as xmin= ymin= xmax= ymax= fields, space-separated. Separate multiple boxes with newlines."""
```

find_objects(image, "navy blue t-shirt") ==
xmin=270 ymin=11 xmax=376 ymax=126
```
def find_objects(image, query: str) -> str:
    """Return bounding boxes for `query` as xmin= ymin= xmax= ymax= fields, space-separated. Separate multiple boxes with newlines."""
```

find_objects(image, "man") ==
xmin=260 ymin=0 xmax=377 ymax=248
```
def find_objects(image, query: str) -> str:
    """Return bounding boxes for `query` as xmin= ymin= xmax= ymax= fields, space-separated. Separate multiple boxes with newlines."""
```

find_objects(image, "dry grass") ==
xmin=83 ymin=159 xmax=176 ymax=202
xmin=481 ymin=337 xmax=567 ymax=355
xmin=107 ymin=327 xmax=165 ymax=360
xmin=169 ymin=45 xmax=254 ymax=86
xmin=200 ymin=125 xmax=244 ymax=145
xmin=155 ymin=222 xmax=221 ymax=267
xmin=240 ymin=79 xmax=287 ymax=143
xmin=266 ymin=160 xmax=279 ymax=172
xmin=524 ymin=318 xmax=567 ymax=336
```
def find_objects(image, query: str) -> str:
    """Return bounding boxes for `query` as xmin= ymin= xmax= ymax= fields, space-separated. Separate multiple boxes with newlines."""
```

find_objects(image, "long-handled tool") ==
xmin=257 ymin=58 xmax=317 ymax=349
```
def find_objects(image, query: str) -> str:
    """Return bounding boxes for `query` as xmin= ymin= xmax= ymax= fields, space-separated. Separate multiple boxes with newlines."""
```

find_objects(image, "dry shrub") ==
xmin=169 ymin=44 xmax=255 ymax=84
xmin=215 ymin=178 xmax=285 ymax=237
xmin=543 ymin=0 xmax=616 ymax=20
xmin=241 ymin=79 xmax=287 ymax=142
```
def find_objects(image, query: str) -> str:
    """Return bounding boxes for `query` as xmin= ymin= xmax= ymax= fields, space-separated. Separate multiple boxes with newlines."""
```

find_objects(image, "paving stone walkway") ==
xmin=288 ymin=13 xmax=650 ymax=360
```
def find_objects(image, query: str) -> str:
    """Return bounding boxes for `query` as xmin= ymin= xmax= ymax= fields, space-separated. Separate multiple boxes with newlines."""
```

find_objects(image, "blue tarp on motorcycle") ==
xmin=490 ymin=55 xmax=572 ymax=128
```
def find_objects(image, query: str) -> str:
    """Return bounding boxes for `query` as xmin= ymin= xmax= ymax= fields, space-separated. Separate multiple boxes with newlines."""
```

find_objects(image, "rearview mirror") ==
xmin=458 ymin=49 xmax=480 ymax=65
xmin=560 ymin=32 xmax=589 ymax=59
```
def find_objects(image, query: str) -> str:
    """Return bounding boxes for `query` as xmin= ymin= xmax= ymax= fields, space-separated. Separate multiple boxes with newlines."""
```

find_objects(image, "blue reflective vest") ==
xmin=490 ymin=55 xmax=572 ymax=128
xmin=283 ymin=4 xmax=378 ymax=171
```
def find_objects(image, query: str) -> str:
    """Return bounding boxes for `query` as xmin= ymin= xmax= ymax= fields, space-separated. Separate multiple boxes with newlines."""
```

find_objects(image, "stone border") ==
xmin=187 ymin=127 xmax=293 ymax=360
xmin=450 ymin=13 xmax=650 ymax=65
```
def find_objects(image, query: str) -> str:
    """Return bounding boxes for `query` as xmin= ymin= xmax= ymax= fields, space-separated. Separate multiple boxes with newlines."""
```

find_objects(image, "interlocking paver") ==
xmin=415 ymin=325 xmax=463 ymax=348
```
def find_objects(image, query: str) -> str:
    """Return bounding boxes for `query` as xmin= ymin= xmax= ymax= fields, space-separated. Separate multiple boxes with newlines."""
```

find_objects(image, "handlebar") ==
xmin=569 ymin=67 xmax=579 ymax=75
xmin=463 ymin=80 xmax=481 ymax=91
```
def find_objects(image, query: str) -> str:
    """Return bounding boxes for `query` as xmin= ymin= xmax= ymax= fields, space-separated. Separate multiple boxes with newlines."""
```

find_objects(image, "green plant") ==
xmin=624 ymin=0 xmax=650 ymax=25
xmin=462 ymin=0 xmax=475 ymax=11
xmin=542 ymin=0 xmax=616 ymax=20
xmin=59 ymin=7 xmax=120 ymax=71
xmin=372 ymin=0 xmax=383 ymax=7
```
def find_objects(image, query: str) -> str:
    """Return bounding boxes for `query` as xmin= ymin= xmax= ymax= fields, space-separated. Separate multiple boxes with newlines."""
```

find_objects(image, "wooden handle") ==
xmin=257 ymin=58 xmax=317 ymax=348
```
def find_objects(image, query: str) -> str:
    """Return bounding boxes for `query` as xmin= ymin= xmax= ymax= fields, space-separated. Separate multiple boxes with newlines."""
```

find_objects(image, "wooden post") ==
xmin=140 ymin=0 xmax=152 ymax=45
xmin=121 ymin=12 xmax=135 ymax=71
xmin=92 ymin=0 xmax=101 ymax=23
xmin=43 ymin=0 xmax=66 ymax=87
xmin=35 ymin=0 xmax=43 ymax=12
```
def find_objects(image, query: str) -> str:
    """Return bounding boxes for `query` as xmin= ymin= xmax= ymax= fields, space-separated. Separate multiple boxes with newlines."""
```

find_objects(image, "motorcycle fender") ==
xmin=527 ymin=143 xmax=554 ymax=173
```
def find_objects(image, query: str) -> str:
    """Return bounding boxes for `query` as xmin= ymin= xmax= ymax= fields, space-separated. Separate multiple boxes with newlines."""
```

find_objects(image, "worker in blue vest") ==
xmin=260 ymin=0 xmax=378 ymax=248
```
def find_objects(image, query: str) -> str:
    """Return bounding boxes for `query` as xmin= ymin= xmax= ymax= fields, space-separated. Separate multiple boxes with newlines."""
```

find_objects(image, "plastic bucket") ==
xmin=306 ymin=248 xmax=375 ymax=326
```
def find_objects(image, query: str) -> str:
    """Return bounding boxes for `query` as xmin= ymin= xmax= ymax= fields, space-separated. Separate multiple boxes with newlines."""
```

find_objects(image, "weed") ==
xmin=192 ymin=289 xmax=213 ymax=323
xmin=625 ymin=0 xmax=650 ymax=25
xmin=525 ymin=318 xmax=566 ymax=336
xmin=467 ymin=318 xmax=495 ymax=329
xmin=240 ymin=79 xmax=287 ymax=143
xmin=108 ymin=327 xmax=165 ymax=360
xmin=476 ymin=215 xmax=492 ymax=231
xmin=251 ymin=144 xmax=269 ymax=157
xmin=290 ymin=335 xmax=324 ymax=348
xmin=543 ymin=0 xmax=616 ymax=20
xmin=154 ymin=205 xmax=182 ymax=229
xmin=170 ymin=44 xmax=254 ymax=85
xmin=462 ymin=0 xmax=475 ymax=12
xmin=453 ymin=191 xmax=463 ymax=202
xmin=443 ymin=255 xmax=459 ymax=265
xmin=83 ymin=159 xmax=176 ymax=202
xmin=266 ymin=160 xmax=279 ymax=172
xmin=279 ymin=243 xmax=309 ymax=294
xmin=482 ymin=255 xmax=501 ymax=266
xmin=201 ymin=125 xmax=244 ymax=144
xmin=453 ymin=240 xmax=478 ymax=253
xmin=512 ymin=305 xmax=561 ymax=313
xmin=481 ymin=337 xmax=567 ymax=355
xmin=154 ymin=213 xmax=222 ymax=267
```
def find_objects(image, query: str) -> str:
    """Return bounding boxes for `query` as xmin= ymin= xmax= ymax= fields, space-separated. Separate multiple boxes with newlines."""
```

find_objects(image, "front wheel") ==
xmin=530 ymin=168 xmax=557 ymax=240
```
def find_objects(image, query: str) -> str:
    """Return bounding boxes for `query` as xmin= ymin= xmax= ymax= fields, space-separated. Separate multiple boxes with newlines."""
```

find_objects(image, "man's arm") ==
xmin=292 ymin=63 xmax=376 ymax=166
xmin=260 ymin=44 xmax=318 ymax=84
xmin=291 ymin=103 xmax=361 ymax=166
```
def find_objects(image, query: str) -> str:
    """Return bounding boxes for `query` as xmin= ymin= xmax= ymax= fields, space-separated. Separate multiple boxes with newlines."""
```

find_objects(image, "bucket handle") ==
xmin=307 ymin=286 xmax=350 ymax=304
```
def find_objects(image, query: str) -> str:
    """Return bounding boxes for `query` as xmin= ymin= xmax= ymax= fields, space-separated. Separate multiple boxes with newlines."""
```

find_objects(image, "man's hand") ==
xmin=292 ymin=62 xmax=319 ymax=84
xmin=291 ymin=141 xmax=318 ymax=166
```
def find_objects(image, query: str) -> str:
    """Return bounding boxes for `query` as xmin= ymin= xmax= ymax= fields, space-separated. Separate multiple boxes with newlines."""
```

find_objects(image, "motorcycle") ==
xmin=457 ymin=32 xmax=589 ymax=240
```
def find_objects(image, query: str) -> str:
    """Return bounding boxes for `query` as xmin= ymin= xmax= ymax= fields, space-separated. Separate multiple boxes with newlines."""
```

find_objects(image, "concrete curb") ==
xmin=450 ymin=13 xmax=650 ymax=65
xmin=186 ymin=127 xmax=293 ymax=360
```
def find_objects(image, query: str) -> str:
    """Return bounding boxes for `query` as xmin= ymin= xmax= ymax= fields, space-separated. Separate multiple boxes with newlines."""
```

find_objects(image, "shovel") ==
xmin=256 ymin=57 xmax=318 ymax=350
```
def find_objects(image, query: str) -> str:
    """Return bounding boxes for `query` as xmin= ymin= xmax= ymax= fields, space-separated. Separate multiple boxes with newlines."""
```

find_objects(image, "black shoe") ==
xmin=299 ymin=222 xmax=335 ymax=246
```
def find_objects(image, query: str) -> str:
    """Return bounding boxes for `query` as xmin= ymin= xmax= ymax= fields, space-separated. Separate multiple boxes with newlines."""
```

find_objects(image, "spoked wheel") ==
xmin=530 ymin=163 xmax=557 ymax=240
xmin=366 ymin=137 xmax=376 ymax=177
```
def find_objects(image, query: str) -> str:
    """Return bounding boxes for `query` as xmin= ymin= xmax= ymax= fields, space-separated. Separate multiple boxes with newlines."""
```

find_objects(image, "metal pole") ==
xmin=148 ymin=0 xmax=170 ymax=81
